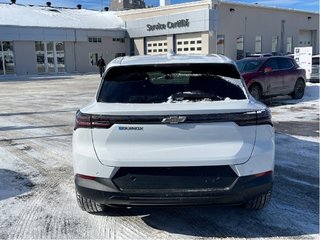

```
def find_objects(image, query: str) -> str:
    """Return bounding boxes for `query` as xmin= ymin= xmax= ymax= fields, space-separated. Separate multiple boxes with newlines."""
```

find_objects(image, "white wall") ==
xmin=218 ymin=3 xmax=319 ymax=59
xmin=14 ymin=41 xmax=37 ymax=75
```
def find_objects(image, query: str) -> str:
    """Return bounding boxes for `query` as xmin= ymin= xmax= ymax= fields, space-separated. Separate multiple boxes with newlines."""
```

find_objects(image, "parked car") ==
xmin=246 ymin=53 xmax=273 ymax=58
xmin=310 ymin=54 xmax=320 ymax=83
xmin=236 ymin=56 xmax=306 ymax=100
xmin=73 ymin=54 xmax=275 ymax=213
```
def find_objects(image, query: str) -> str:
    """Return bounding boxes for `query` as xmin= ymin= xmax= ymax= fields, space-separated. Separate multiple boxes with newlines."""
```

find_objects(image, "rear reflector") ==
xmin=76 ymin=174 xmax=96 ymax=180
xmin=255 ymin=170 xmax=273 ymax=178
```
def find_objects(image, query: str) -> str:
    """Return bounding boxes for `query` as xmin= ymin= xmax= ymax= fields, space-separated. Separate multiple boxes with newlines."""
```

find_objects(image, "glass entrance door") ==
xmin=0 ymin=41 xmax=15 ymax=75
xmin=35 ymin=41 xmax=65 ymax=73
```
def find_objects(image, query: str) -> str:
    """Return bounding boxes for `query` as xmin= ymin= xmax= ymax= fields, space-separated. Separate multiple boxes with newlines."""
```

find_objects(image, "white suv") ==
xmin=73 ymin=54 xmax=275 ymax=213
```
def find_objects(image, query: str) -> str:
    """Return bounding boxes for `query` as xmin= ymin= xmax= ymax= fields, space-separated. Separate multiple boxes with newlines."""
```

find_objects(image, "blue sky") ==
xmin=15 ymin=0 xmax=319 ymax=12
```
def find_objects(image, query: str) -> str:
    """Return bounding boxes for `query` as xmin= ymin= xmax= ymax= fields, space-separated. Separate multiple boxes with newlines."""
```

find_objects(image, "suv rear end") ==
xmin=73 ymin=54 xmax=275 ymax=213
xmin=310 ymin=54 xmax=320 ymax=83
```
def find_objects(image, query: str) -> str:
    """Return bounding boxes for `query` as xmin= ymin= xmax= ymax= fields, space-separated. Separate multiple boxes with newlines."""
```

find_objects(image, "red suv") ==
xmin=236 ymin=56 xmax=306 ymax=100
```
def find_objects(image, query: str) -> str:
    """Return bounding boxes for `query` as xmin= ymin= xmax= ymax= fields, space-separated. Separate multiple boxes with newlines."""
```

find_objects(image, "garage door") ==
xmin=299 ymin=30 xmax=312 ymax=47
xmin=146 ymin=39 xmax=168 ymax=55
xmin=176 ymin=36 xmax=202 ymax=54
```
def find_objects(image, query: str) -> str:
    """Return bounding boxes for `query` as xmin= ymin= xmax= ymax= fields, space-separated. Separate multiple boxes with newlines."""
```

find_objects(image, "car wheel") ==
xmin=76 ymin=191 xmax=107 ymax=213
xmin=249 ymin=84 xmax=262 ymax=101
xmin=243 ymin=191 xmax=272 ymax=210
xmin=291 ymin=79 xmax=305 ymax=99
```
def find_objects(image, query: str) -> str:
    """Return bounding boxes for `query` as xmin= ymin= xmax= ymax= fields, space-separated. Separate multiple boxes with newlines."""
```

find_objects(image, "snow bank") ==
xmin=271 ymin=83 xmax=320 ymax=122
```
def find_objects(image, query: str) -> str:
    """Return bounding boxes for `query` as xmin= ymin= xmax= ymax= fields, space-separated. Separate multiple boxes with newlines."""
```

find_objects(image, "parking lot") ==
xmin=0 ymin=74 xmax=319 ymax=239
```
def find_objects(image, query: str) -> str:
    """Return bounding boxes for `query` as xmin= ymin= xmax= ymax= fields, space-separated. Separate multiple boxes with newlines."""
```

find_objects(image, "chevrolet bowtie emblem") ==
xmin=161 ymin=116 xmax=187 ymax=124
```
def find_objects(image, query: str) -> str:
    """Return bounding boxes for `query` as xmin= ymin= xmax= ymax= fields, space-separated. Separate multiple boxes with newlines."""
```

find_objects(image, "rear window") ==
xmin=236 ymin=59 xmax=264 ymax=73
xmin=312 ymin=56 xmax=319 ymax=65
xmin=98 ymin=64 xmax=246 ymax=103
xmin=278 ymin=58 xmax=294 ymax=69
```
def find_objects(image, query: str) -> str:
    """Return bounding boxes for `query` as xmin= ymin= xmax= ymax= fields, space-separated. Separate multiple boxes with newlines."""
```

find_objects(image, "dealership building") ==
xmin=0 ymin=0 xmax=318 ymax=75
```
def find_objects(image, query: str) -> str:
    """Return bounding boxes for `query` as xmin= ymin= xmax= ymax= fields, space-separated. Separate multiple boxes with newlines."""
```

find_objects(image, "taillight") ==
xmin=256 ymin=109 xmax=273 ymax=126
xmin=74 ymin=110 xmax=113 ymax=130
xmin=91 ymin=115 xmax=113 ymax=128
xmin=74 ymin=110 xmax=91 ymax=130
xmin=235 ymin=109 xmax=273 ymax=126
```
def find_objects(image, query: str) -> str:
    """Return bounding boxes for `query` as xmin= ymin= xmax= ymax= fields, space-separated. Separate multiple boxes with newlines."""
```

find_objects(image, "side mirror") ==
xmin=264 ymin=67 xmax=273 ymax=73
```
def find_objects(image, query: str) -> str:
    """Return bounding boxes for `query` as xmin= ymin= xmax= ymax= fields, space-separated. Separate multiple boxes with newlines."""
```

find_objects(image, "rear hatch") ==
xmin=87 ymin=101 xmax=264 ymax=167
xmin=86 ymin=63 xmax=265 ymax=167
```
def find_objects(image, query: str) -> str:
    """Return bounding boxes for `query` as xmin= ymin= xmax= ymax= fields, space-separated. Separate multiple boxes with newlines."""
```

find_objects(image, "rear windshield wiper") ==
xmin=170 ymin=91 xmax=224 ymax=101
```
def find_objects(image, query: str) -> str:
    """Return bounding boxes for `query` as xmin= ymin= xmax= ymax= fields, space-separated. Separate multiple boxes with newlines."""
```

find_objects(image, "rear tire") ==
xmin=244 ymin=191 xmax=272 ymax=210
xmin=76 ymin=191 xmax=107 ymax=213
xmin=291 ymin=79 xmax=305 ymax=99
xmin=249 ymin=84 xmax=262 ymax=101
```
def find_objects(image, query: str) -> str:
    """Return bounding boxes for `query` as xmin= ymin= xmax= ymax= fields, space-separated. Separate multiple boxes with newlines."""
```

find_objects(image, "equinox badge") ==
xmin=161 ymin=116 xmax=187 ymax=124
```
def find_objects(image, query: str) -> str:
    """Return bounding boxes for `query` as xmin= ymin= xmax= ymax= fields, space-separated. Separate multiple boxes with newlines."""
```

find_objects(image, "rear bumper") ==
xmin=75 ymin=170 xmax=274 ymax=207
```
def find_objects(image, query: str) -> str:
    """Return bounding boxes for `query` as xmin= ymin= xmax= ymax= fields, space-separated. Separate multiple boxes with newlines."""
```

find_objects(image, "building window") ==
xmin=35 ymin=41 xmax=45 ymax=73
xmin=56 ymin=42 xmax=65 ymax=72
xmin=146 ymin=39 xmax=168 ymax=55
xmin=113 ymin=38 xmax=125 ymax=43
xmin=236 ymin=35 xmax=244 ymax=60
xmin=255 ymin=36 xmax=262 ymax=53
xmin=47 ymin=42 xmax=55 ymax=72
xmin=88 ymin=37 xmax=102 ymax=43
xmin=176 ymin=36 xmax=202 ymax=54
xmin=286 ymin=37 xmax=293 ymax=53
xmin=35 ymin=41 xmax=64 ymax=73
xmin=89 ymin=53 xmax=98 ymax=66
xmin=217 ymin=35 xmax=225 ymax=55
xmin=272 ymin=36 xmax=278 ymax=55
xmin=0 ymin=41 xmax=15 ymax=75
xmin=115 ymin=53 xmax=126 ymax=58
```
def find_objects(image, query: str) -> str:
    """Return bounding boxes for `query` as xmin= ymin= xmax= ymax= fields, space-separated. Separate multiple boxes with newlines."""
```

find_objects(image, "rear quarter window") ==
xmin=278 ymin=58 xmax=294 ymax=69
xmin=312 ymin=57 xmax=319 ymax=65
xmin=98 ymin=64 xmax=247 ymax=103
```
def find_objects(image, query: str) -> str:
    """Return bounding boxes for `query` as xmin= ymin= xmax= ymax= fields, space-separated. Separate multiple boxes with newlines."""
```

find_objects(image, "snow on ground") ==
xmin=0 ymin=74 xmax=318 ymax=239
xmin=270 ymin=82 xmax=319 ymax=123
